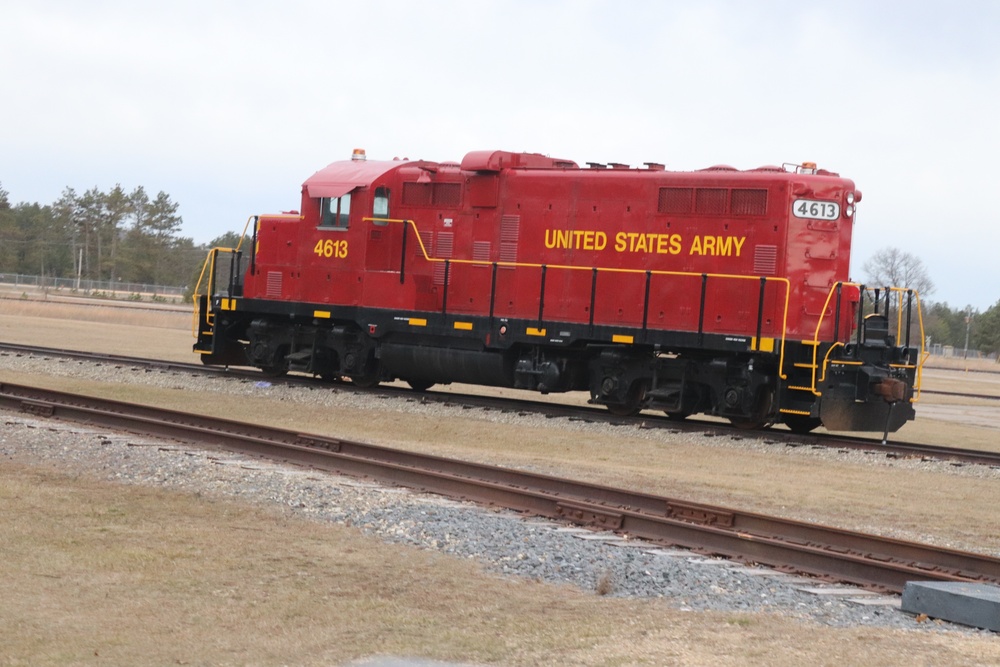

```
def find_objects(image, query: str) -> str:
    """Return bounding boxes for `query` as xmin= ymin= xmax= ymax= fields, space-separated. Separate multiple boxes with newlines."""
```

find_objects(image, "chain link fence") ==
xmin=0 ymin=273 xmax=187 ymax=302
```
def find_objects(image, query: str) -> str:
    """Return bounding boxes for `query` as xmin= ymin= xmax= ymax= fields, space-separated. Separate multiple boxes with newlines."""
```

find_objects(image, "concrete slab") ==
xmin=847 ymin=596 xmax=902 ymax=608
xmin=901 ymin=581 xmax=1000 ymax=631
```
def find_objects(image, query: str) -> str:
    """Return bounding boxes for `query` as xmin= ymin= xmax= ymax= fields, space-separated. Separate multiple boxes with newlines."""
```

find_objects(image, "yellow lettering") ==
xmin=545 ymin=228 xmax=611 ymax=251
xmin=688 ymin=235 xmax=745 ymax=257
xmin=733 ymin=236 xmax=745 ymax=257
xmin=717 ymin=236 xmax=732 ymax=256
xmin=670 ymin=234 xmax=682 ymax=254
xmin=689 ymin=236 xmax=702 ymax=255
xmin=615 ymin=232 xmax=627 ymax=252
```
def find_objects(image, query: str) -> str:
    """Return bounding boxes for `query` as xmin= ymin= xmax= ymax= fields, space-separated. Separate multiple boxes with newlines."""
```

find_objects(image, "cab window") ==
xmin=321 ymin=193 xmax=351 ymax=229
xmin=373 ymin=186 xmax=390 ymax=225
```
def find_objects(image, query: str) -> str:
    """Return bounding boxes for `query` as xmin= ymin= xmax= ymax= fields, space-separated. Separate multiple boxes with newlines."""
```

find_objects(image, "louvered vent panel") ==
xmin=435 ymin=232 xmax=454 ymax=258
xmin=730 ymin=189 xmax=768 ymax=216
xmin=500 ymin=215 xmax=520 ymax=242
xmin=753 ymin=245 xmax=778 ymax=275
xmin=433 ymin=263 xmax=452 ymax=286
xmin=499 ymin=214 xmax=519 ymax=267
xmin=266 ymin=271 xmax=282 ymax=298
xmin=499 ymin=242 xmax=518 ymax=265
xmin=418 ymin=231 xmax=433 ymax=258
xmin=472 ymin=241 xmax=491 ymax=262
xmin=432 ymin=232 xmax=454 ymax=286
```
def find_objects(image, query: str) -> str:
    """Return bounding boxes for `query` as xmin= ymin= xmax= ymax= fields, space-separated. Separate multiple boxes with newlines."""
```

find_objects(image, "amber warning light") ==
xmin=352 ymin=148 xmax=367 ymax=161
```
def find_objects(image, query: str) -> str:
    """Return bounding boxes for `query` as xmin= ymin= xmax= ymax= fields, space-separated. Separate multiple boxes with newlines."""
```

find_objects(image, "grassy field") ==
xmin=3 ymin=299 xmax=1000 ymax=666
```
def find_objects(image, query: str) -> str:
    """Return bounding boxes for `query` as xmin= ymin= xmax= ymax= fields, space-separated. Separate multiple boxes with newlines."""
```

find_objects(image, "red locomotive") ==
xmin=194 ymin=149 xmax=924 ymax=433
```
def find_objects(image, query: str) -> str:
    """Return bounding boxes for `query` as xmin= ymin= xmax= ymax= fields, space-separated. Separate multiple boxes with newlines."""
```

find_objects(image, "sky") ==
xmin=2 ymin=0 xmax=998 ymax=310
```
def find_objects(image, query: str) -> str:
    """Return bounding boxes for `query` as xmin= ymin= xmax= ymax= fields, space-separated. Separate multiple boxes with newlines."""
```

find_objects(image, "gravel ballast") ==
xmin=1 ymin=352 xmax=996 ymax=635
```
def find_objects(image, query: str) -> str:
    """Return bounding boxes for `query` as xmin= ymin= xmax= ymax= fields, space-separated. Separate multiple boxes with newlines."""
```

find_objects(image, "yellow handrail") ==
xmin=191 ymin=216 xmax=259 ymax=338
xmin=808 ymin=283 xmax=927 ymax=400
xmin=365 ymin=217 xmax=793 ymax=378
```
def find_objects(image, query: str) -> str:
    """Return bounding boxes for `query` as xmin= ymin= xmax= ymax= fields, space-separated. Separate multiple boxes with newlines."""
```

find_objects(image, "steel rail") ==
xmin=2 ymin=381 xmax=999 ymax=593
xmin=4 ymin=342 xmax=1000 ymax=468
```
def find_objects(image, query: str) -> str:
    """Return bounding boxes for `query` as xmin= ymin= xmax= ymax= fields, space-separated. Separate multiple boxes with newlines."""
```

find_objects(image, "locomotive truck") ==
xmin=193 ymin=149 xmax=925 ymax=434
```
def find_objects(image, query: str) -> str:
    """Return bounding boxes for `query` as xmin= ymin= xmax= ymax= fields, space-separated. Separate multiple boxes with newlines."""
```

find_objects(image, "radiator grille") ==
xmin=658 ymin=187 xmax=693 ymax=214
xmin=695 ymin=188 xmax=727 ymax=215
xmin=730 ymin=188 xmax=767 ymax=216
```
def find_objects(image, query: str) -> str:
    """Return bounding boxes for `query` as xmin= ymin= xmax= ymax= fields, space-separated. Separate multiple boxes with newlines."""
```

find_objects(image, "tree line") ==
xmin=1 ymin=183 xmax=997 ymax=358
xmin=0 ymin=182 xmax=224 ymax=290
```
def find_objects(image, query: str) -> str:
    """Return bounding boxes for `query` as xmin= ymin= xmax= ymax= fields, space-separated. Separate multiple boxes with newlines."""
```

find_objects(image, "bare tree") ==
xmin=861 ymin=247 xmax=935 ymax=298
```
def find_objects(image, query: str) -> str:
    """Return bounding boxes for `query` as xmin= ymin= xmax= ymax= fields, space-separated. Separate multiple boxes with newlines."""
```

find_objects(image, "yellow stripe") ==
xmin=779 ymin=408 xmax=812 ymax=416
xmin=221 ymin=298 xmax=236 ymax=311
xmin=526 ymin=327 xmax=546 ymax=336
xmin=313 ymin=310 xmax=331 ymax=319
xmin=453 ymin=321 xmax=473 ymax=331
xmin=612 ymin=334 xmax=634 ymax=344
xmin=830 ymin=360 xmax=863 ymax=366
xmin=409 ymin=318 xmax=427 ymax=327
xmin=752 ymin=337 xmax=775 ymax=352
xmin=787 ymin=385 xmax=814 ymax=392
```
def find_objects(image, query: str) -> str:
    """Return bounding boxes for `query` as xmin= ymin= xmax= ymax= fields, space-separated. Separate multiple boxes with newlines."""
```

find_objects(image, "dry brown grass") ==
xmin=4 ymin=300 xmax=1000 ymax=665
xmin=5 ymin=463 xmax=1000 ymax=667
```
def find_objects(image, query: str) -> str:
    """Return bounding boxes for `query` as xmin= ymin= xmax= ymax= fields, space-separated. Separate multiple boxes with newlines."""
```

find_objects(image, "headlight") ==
xmin=846 ymin=192 xmax=855 ymax=204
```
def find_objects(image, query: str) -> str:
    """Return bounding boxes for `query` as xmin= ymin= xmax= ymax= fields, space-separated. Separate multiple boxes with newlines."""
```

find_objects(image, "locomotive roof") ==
xmin=302 ymin=151 xmax=844 ymax=198
xmin=302 ymin=158 xmax=419 ymax=199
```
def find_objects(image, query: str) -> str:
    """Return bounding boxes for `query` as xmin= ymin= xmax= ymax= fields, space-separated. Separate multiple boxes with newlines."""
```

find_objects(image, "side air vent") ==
xmin=499 ymin=214 xmax=520 ymax=267
xmin=472 ymin=241 xmax=491 ymax=262
xmin=753 ymin=245 xmax=778 ymax=275
xmin=730 ymin=189 xmax=767 ymax=216
xmin=266 ymin=271 xmax=282 ymax=298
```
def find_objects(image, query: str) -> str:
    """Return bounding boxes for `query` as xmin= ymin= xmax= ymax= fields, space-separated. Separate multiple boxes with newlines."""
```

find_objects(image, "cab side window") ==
xmin=321 ymin=193 xmax=351 ymax=229
xmin=373 ymin=186 xmax=390 ymax=225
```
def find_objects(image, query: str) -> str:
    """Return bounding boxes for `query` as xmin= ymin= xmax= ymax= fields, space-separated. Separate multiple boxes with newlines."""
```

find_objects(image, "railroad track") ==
xmin=2 ymin=380 xmax=999 ymax=594
xmin=3 ymin=341 xmax=1000 ymax=468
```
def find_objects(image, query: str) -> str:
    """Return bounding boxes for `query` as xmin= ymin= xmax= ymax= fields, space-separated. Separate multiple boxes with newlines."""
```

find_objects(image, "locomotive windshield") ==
xmin=321 ymin=193 xmax=351 ymax=229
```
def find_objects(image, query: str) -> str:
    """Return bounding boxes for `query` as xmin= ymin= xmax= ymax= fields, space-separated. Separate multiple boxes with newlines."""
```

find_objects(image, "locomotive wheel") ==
xmin=783 ymin=414 xmax=822 ymax=434
xmin=604 ymin=381 xmax=647 ymax=417
xmin=350 ymin=372 xmax=381 ymax=388
xmin=406 ymin=379 xmax=435 ymax=392
xmin=259 ymin=362 xmax=288 ymax=377
xmin=664 ymin=410 xmax=690 ymax=421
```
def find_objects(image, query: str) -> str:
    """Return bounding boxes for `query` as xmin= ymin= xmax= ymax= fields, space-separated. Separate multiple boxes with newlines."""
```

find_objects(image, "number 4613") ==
xmin=313 ymin=238 xmax=348 ymax=259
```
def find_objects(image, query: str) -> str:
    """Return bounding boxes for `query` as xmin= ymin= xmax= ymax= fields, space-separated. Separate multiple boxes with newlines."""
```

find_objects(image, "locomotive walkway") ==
xmin=2 ymin=379 xmax=999 ymax=594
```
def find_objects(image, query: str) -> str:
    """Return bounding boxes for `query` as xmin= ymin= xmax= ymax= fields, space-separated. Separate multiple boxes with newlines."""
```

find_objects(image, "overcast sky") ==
xmin=3 ymin=1 xmax=998 ymax=310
